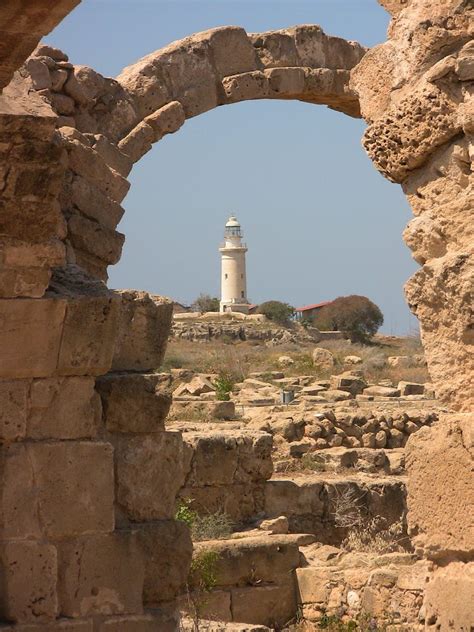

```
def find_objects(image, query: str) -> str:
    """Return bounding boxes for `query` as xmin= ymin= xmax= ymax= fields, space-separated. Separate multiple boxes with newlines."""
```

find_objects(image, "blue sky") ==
xmin=46 ymin=1 xmax=420 ymax=335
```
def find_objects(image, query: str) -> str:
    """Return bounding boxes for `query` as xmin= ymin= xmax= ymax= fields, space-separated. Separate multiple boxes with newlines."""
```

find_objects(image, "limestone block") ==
xmin=1 ymin=241 xmax=65 ymax=271
xmin=0 ymin=197 xmax=66 ymax=243
xmin=331 ymin=374 xmax=367 ymax=396
xmin=0 ymin=379 xmax=28 ymax=442
xmin=0 ymin=444 xmax=41 ymax=539
xmin=406 ymin=414 xmax=474 ymax=557
xmin=178 ymin=589 xmax=232 ymax=623
xmin=57 ymin=532 xmax=144 ymax=617
xmin=28 ymin=441 xmax=114 ymax=539
xmin=117 ymin=120 xmax=154 ymax=163
xmin=96 ymin=373 xmax=171 ymax=434
xmin=65 ymin=137 xmax=130 ymax=203
xmin=206 ymin=26 xmax=259 ymax=78
xmin=144 ymin=100 xmax=185 ymax=139
xmin=98 ymin=611 xmax=179 ymax=632
xmin=423 ymin=562 xmax=474 ymax=631
xmin=119 ymin=32 xmax=218 ymax=119
xmin=67 ymin=213 xmax=125 ymax=265
xmin=115 ymin=432 xmax=188 ymax=521
xmin=296 ymin=567 xmax=332 ymax=604
xmin=112 ymin=290 xmax=173 ymax=372
xmin=183 ymin=431 xmax=273 ymax=487
xmin=48 ymin=266 xmax=120 ymax=377
xmin=0 ymin=297 xmax=66 ymax=378
xmin=222 ymin=71 xmax=269 ymax=103
xmin=250 ymin=30 xmax=299 ymax=68
xmin=0 ymin=266 xmax=52 ymax=299
xmin=70 ymin=175 xmax=125 ymax=231
xmin=231 ymin=579 xmax=297 ymax=627
xmin=50 ymin=92 xmax=75 ymax=115
xmin=398 ymin=381 xmax=425 ymax=396
xmin=265 ymin=67 xmax=305 ymax=96
xmin=265 ymin=479 xmax=325 ymax=519
xmin=138 ymin=520 xmax=193 ymax=604
xmin=64 ymin=65 xmax=105 ymax=106
xmin=116 ymin=58 xmax=171 ymax=120
xmin=92 ymin=135 xmax=133 ymax=178
xmin=363 ymin=385 xmax=400 ymax=397
xmin=25 ymin=57 xmax=52 ymax=90
xmin=28 ymin=376 xmax=101 ymax=439
xmin=195 ymin=536 xmax=300 ymax=588
xmin=292 ymin=25 xmax=326 ymax=67
xmin=0 ymin=541 xmax=58 ymax=623
xmin=34 ymin=45 xmax=69 ymax=62
xmin=312 ymin=347 xmax=335 ymax=370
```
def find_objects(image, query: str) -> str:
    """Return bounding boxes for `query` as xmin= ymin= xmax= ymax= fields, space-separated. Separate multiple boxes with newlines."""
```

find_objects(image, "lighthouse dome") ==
xmin=225 ymin=215 xmax=240 ymax=227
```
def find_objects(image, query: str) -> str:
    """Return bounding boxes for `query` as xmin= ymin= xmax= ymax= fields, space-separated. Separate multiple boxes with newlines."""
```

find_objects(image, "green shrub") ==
xmin=175 ymin=499 xmax=198 ymax=527
xmin=188 ymin=549 xmax=220 ymax=593
xmin=192 ymin=293 xmax=220 ymax=312
xmin=312 ymin=295 xmax=383 ymax=344
xmin=257 ymin=300 xmax=295 ymax=326
xmin=214 ymin=372 xmax=234 ymax=401
xmin=176 ymin=501 xmax=233 ymax=542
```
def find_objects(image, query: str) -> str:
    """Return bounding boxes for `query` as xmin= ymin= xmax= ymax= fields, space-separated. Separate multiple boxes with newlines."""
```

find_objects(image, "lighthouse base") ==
xmin=220 ymin=302 xmax=250 ymax=315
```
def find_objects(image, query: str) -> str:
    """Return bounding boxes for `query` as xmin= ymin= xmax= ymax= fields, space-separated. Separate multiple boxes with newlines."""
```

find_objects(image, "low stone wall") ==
xmin=297 ymin=549 xmax=428 ymax=627
xmin=265 ymin=476 xmax=407 ymax=545
xmin=301 ymin=408 xmax=438 ymax=450
xmin=179 ymin=535 xmax=303 ymax=628
xmin=178 ymin=430 xmax=273 ymax=523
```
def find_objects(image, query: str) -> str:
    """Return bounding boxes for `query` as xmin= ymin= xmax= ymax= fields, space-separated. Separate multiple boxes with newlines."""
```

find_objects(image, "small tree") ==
xmin=312 ymin=295 xmax=383 ymax=343
xmin=257 ymin=300 xmax=295 ymax=326
xmin=192 ymin=293 xmax=220 ymax=313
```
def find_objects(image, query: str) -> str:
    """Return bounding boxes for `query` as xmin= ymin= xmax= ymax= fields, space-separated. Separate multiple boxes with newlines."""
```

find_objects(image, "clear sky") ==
xmin=46 ymin=0 xmax=420 ymax=335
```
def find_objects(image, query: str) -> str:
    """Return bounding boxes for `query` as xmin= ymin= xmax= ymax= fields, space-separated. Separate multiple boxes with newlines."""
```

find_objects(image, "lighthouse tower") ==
xmin=219 ymin=215 xmax=249 ymax=314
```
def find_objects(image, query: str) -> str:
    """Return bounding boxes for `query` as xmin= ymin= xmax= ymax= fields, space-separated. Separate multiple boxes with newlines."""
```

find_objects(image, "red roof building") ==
xmin=295 ymin=301 xmax=332 ymax=320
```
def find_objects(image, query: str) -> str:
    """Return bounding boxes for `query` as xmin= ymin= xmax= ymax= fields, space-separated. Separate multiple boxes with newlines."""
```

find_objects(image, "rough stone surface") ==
xmin=96 ymin=372 xmax=171 ymax=434
xmin=0 ymin=541 xmax=58 ymax=623
xmin=57 ymin=532 xmax=144 ymax=617
xmin=138 ymin=520 xmax=193 ymax=604
xmin=115 ymin=432 xmax=188 ymax=521
xmin=112 ymin=290 xmax=173 ymax=372
xmin=28 ymin=441 xmax=115 ymax=539
xmin=405 ymin=414 xmax=474 ymax=558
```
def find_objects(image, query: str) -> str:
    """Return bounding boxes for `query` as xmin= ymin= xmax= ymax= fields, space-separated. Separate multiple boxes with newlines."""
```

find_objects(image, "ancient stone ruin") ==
xmin=0 ymin=0 xmax=472 ymax=630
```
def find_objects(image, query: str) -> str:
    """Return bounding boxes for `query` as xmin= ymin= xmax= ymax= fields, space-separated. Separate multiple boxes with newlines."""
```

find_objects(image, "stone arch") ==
xmin=0 ymin=1 xmax=472 ymax=628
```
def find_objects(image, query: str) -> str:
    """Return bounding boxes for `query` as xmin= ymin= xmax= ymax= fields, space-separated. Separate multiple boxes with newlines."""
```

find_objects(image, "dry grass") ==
xmin=330 ymin=486 xmax=407 ymax=555
xmin=163 ymin=335 xmax=429 ymax=384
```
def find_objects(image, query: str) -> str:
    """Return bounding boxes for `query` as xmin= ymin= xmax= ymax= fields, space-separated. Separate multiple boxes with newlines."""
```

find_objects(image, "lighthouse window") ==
xmin=241 ymin=274 xmax=243 ymax=279
xmin=225 ymin=273 xmax=228 ymax=279
xmin=241 ymin=291 xmax=244 ymax=298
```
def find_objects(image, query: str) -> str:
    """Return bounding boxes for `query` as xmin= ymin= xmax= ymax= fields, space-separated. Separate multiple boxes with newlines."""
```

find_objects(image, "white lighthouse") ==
xmin=219 ymin=215 xmax=249 ymax=314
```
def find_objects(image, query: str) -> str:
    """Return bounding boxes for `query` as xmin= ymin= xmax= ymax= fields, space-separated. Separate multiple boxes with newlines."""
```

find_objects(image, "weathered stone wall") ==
xmin=0 ymin=283 xmax=190 ymax=628
xmin=351 ymin=1 xmax=474 ymax=628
